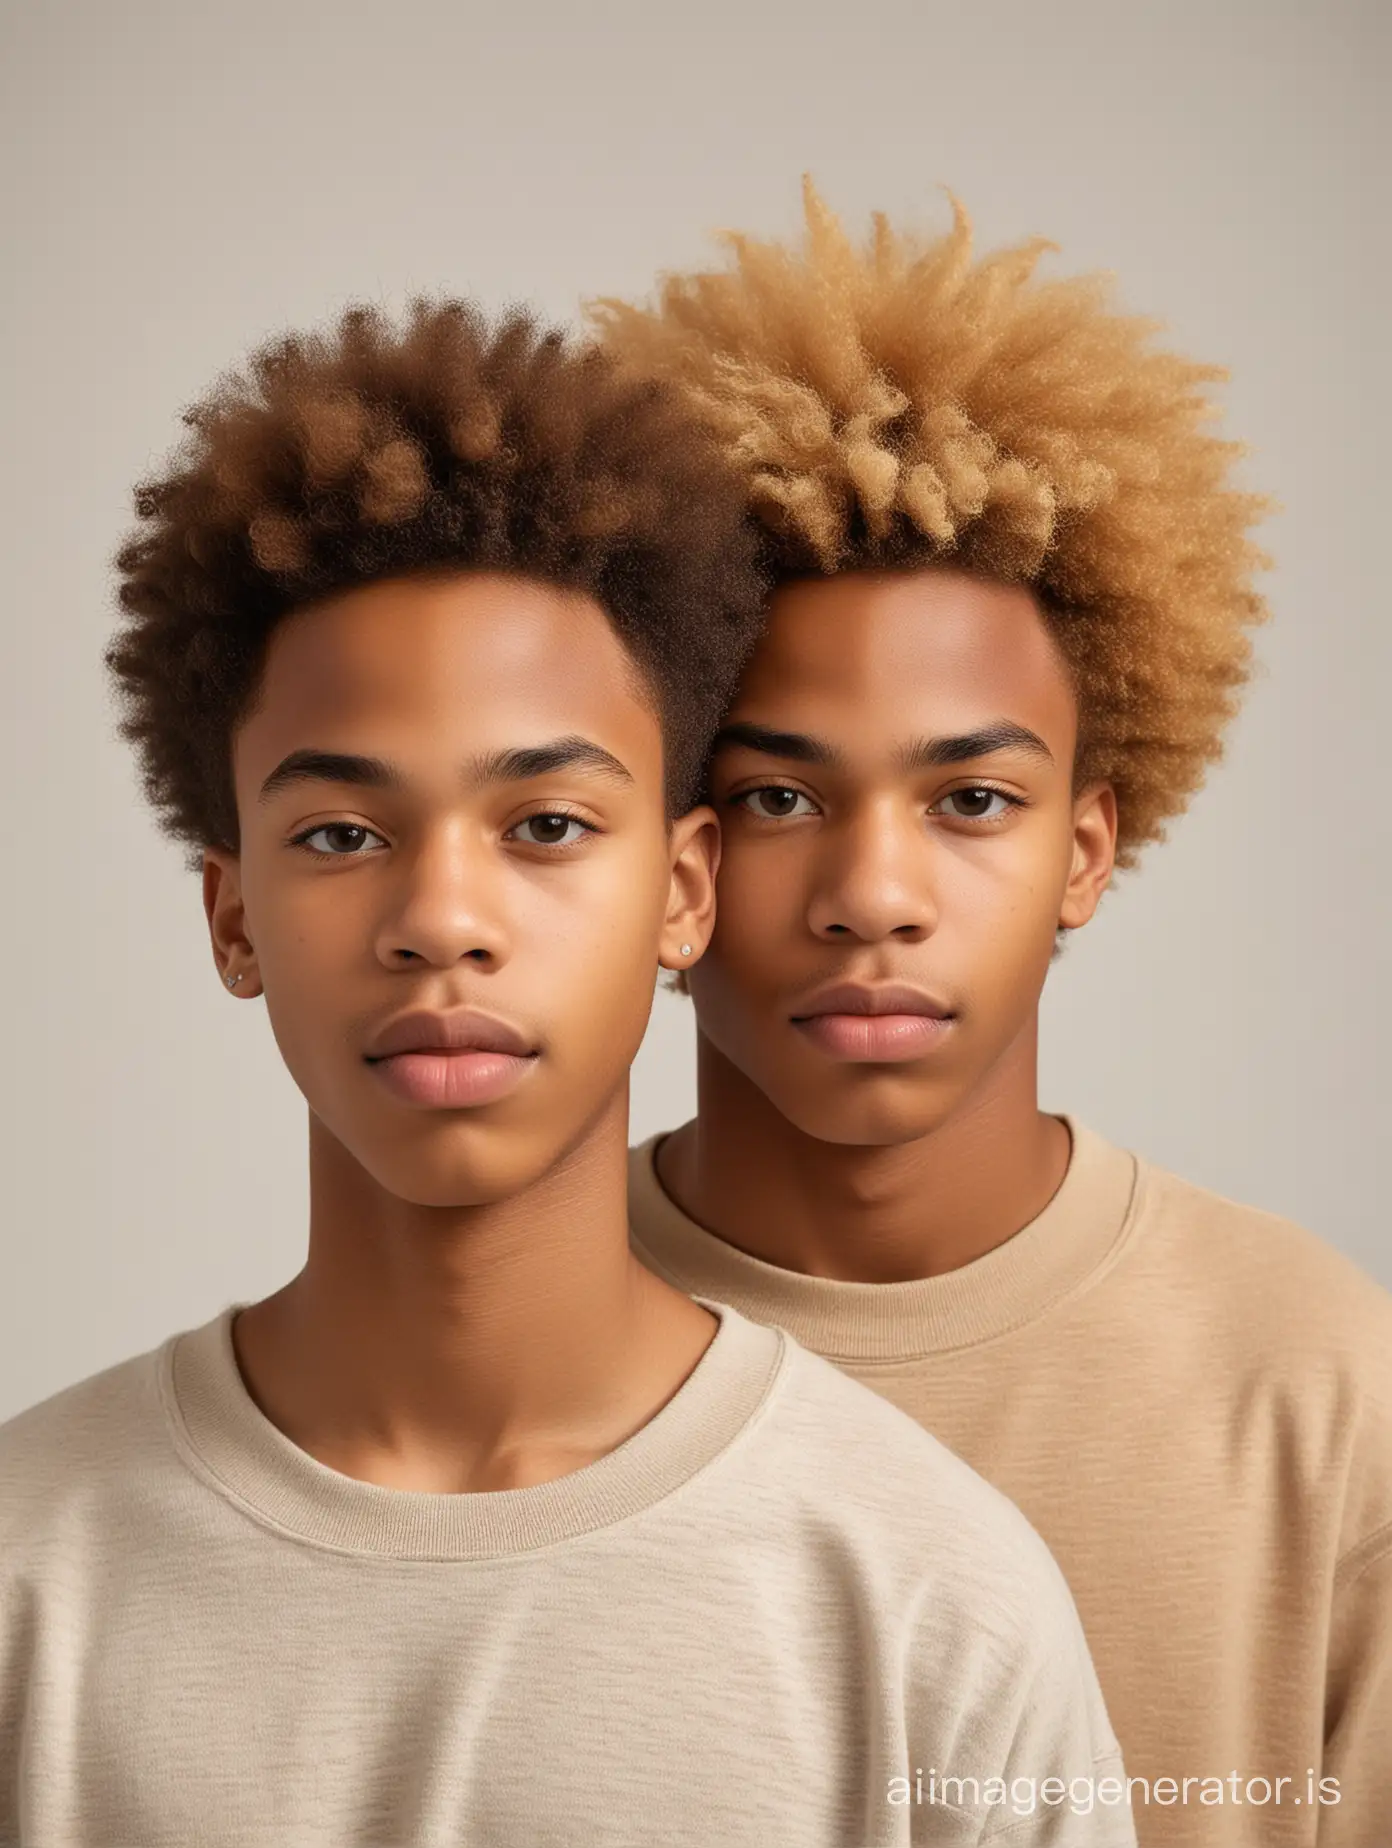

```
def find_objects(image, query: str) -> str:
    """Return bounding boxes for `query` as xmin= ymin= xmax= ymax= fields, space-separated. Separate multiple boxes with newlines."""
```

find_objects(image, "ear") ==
xmin=1058 ymin=783 xmax=1117 ymax=931
xmin=658 ymin=805 xmax=720 ymax=973
xmin=203 ymin=849 xmax=262 ymax=997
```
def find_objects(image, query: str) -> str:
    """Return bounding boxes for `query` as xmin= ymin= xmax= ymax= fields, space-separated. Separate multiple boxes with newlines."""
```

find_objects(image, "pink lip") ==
xmin=794 ymin=1013 xmax=951 ymax=1062
xmin=789 ymin=982 xmax=954 ymax=1063
xmin=363 ymin=1007 xmax=540 ymax=1108
xmin=365 ymin=1007 xmax=535 ymax=1061
xmin=368 ymin=1048 xmax=537 ymax=1108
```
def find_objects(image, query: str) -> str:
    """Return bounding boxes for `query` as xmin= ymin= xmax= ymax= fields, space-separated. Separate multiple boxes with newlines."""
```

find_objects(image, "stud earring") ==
xmin=224 ymin=972 xmax=244 ymax=991
xmin=679 ymin=944 xmax=692 ymax=957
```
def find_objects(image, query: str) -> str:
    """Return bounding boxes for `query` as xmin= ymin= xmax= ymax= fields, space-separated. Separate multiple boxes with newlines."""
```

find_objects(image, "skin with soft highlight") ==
xmin=210 ymin=568 xmax=723 ymax=1493
xmin=211 ymin=573 xmax=707 ymax=1208
xmin=103 ymin=302 xmax=769 ymax=1494
xmin=661 ymin=568 xmax=1115 ymax=1281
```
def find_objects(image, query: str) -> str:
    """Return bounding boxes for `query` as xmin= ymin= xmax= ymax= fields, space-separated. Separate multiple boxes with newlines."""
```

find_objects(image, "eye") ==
xmin=934 ymin=787 xmax=1019 ymax=822
xmin=507 ymin=812 xmax=594 ymax=847
xmin=294 ymin=822 xmax=387 ymax=857
xmin=733 ymin=786 xmax=819 ymax=820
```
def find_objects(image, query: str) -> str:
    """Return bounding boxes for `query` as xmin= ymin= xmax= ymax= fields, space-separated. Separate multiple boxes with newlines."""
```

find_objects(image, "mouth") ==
xmin=366 ymin=1048 xmax=539 ymax=1109
xmin=789 ymin=983 xmax=955 ymax=1065
xmin=364 ymin=1008 xmax=540 ymax=1110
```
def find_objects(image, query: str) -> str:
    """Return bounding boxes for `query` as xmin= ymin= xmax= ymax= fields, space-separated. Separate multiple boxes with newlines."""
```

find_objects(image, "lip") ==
xmin=364 ymin=1008 xmax=539 ymax=1110
xmin=790 ymin=983 xmax=953 ymax=1022
xmin=789 ymin=983 xmax=954 ymax=1065
xmin=365 ymin=1008 xmax=537 ymax=1061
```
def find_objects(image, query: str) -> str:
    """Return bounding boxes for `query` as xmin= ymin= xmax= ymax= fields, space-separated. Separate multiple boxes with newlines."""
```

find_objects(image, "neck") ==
xmin=234 ymin=1090 xmax=714 ymax=1491
xmin=660 ymin=1019 xmax=1069 ymax=1283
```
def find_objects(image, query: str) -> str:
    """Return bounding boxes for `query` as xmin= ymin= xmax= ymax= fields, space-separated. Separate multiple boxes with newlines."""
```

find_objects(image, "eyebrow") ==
xmin=713 ymin=718 xmax=1054 ymax=771
xmin=712 ymin=722 xmax=846 ymax=768
xmin=257 ymin=735 xmax=636 ymax=804
xmin=895 ymin=722 xmax=1055 ymax=770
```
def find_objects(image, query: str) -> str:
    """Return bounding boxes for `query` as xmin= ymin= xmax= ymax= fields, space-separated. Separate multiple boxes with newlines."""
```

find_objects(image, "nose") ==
xmin=805 ymin=801 xmax=937 ymax=944
xmin=373 ymin=824 xmax=511 ymax=971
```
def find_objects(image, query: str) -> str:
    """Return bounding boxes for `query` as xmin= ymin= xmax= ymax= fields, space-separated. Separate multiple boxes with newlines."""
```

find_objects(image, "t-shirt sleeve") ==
xmin=979 ymin=1612 xmax=1137 ymax=1848
xmin=902 ymin=1556 xmax=1139 ymax=1848
xmin=1320 ymin=1524 xmax=1392 ymax=1844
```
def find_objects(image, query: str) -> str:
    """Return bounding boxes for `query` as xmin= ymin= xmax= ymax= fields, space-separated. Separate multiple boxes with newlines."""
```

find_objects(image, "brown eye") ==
xmin=511 ymin=813 xmax=589 ymax=846
xmin=941 ymin=788 xmax=1010 ymax=820
xmin=739 ymin=787 xmax=815 ymax=819
xmin=299 ymin=823 xmax=381 ymax=856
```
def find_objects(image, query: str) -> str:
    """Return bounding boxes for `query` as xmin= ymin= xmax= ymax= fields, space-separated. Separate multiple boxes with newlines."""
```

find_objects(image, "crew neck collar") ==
xmin=629 ymin=1117 xmax=1140 ymax=1363
xmin=159 ymin=1298 xmax=784 ymax=1560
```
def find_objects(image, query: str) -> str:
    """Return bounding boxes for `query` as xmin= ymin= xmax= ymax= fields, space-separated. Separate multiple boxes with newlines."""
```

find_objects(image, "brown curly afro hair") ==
xmin=590 ymin=180 xmax=1274 ymax=866
xmin=106 ymin=300 xmax=767 ymax=868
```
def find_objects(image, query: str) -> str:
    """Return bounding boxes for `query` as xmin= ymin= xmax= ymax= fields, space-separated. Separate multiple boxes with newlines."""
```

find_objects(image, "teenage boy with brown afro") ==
xmin=0 ymin=299 xmax=1138 ymax=1846
xmin=595 ymin=186 xmax=1392 ymax=1847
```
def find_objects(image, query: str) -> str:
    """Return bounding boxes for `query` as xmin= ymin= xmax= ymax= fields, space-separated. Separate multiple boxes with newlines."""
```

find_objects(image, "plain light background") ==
xmin=1 ymin=0 xmax=1387 ymax=1420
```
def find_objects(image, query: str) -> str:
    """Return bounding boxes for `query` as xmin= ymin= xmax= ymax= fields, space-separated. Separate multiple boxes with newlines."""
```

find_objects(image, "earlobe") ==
xmin=203 ymin=849 xmax=261 ymax=997
xmin=658 ymin=806 xmax=720 ymax=971
xmin=1058 ymin=784 xmax=1118 ymax=932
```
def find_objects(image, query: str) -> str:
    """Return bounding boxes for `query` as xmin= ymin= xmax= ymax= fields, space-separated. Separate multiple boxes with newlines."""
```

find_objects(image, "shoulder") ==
xmin=761 ymin=1336 xmax=1117 ymax=1745
xmin=1136 ymin=1157 xmax=1392 ymax=1370
xmin=0 ymin=1341 xmax=171 ymax=1549
xmin=1132 ymin=1157 xmax=1392 ymax=1553
xmin=757 ymin=1326 xmax=1071 ymax=1591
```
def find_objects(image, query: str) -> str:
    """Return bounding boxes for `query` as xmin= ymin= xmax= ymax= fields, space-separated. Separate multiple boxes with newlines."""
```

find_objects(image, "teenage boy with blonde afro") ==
xmin=0 ymin=300 xmax=1137 ymax=1845
xmin=594 ymin=185 xmax=1392 ymax=1846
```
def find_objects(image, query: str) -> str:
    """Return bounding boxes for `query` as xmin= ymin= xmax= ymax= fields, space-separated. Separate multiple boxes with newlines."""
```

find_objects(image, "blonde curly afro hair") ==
xmin=590 ymin=180 xmax=1273 ymax=865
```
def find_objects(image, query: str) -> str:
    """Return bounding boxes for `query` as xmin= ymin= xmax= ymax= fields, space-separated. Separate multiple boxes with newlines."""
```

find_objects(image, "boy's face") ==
xmin=692 ymin=569 xmax=1116 ymax=1147
xmin=204 ymin=571 xmax=712 ymax=1206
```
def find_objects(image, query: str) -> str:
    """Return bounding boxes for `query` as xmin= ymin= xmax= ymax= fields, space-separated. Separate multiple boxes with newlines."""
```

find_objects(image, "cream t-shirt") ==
xmin=0 ymin=1297 xmax=1133 ymax=1847
xmin=628 ymin=1121 xmax=1392 ymax=1848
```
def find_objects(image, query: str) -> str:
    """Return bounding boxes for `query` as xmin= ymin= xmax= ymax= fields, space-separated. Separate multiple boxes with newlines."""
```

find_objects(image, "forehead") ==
xmin=732 ymin=569 xmax=1077 ymax=749
xmin=237 ymin=570 xmax=662 ymax=774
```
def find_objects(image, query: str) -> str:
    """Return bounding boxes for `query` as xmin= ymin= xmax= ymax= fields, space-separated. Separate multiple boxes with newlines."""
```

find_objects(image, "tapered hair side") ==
xmin=590 ymin=182 xmax=1273 ymax=865
xmin=107 ymin=301 xmax=767 ymax=867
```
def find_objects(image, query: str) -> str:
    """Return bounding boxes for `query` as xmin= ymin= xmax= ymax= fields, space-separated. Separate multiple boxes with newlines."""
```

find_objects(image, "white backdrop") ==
xmin=2 ymin=0 xmax=1387 ymax=1419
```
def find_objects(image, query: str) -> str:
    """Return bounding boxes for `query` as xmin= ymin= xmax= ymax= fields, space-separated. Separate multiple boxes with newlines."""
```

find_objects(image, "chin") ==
xmin=353 ymin=1133 xmax=562 ymax=1209
xmin=770 ymin=1072 xmax=963 ymax=1150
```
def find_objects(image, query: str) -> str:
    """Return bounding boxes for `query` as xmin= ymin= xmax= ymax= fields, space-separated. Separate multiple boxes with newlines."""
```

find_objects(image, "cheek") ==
xmin=555 ymin=843 xmax=671 ymax=946
xmin=522 ymin=845 xmax=671 ymax=1005
xmin=939 ymin=839 xmax=1068 ymax=995
xmin=244 ymin=874 xmax=360 ymax=1016
xmin=239 ymin=840 xmax=349 ymax=946
xmin=944 ymin=815 xmax=1071 ymax=916
xmin=710 ymin=844 xmax=803 ymax=965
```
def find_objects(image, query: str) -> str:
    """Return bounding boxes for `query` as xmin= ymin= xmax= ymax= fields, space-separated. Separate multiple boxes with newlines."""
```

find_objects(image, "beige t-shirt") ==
xmin=0 ymin=1297 xmax=1133 ymax=1847
xmin=629 ymin=1121 xmax=1392 ymax=1848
